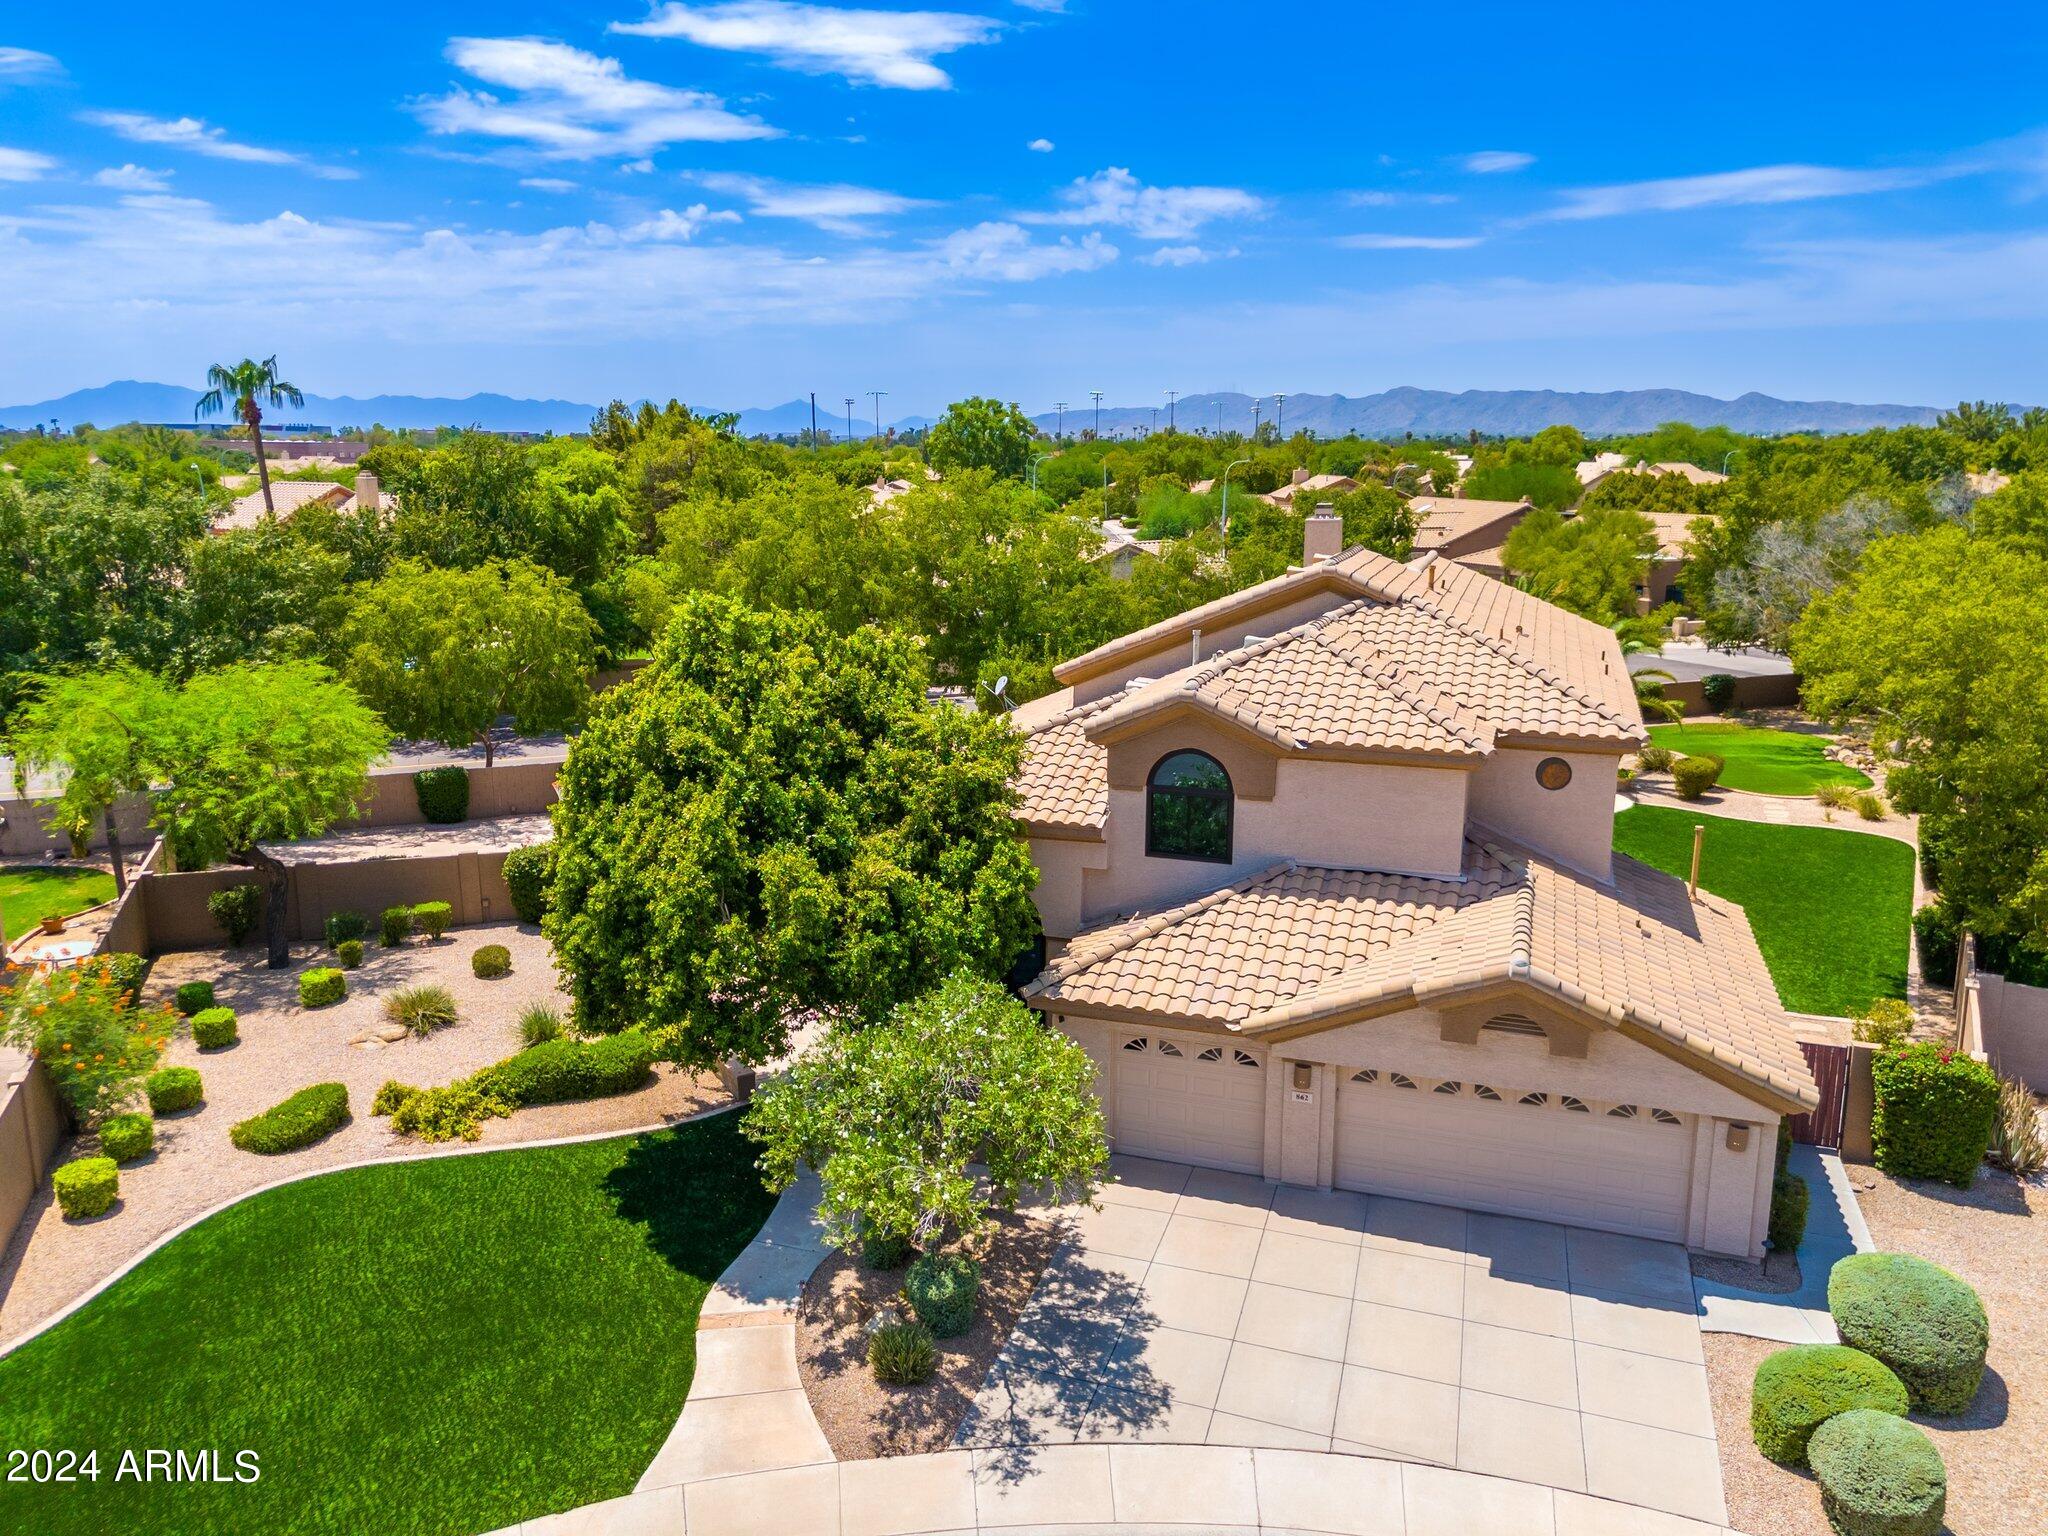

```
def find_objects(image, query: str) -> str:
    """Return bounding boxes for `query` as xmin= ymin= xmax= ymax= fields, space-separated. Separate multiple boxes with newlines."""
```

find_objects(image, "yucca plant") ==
xmin=384 ymin=984 xmax=458 ymax=1037
xmin=1988 ymin=1074 xmax=2045 ymax=1176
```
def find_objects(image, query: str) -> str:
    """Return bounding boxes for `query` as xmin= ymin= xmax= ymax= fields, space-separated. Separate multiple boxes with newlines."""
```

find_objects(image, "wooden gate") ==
xmin=1789 ymin=1041 xmax=1849 ymax=1150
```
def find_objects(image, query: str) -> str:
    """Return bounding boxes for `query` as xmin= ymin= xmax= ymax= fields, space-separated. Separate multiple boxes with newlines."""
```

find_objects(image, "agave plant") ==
xmin=1988 ymin=1075 xmax=2045 ymax=1177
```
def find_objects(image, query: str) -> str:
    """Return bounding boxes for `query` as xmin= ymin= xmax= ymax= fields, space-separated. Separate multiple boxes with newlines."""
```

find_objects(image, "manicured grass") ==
xmin=1646 ymin=722 xmax=1871 ymax=797
xmin=0 ymin=864 xmax=117 ymax=942
xmin=0 ymin=1109 xmax=776 ymax=1536
xmin=1614 ymin=806 xmax=1913 ymax=1017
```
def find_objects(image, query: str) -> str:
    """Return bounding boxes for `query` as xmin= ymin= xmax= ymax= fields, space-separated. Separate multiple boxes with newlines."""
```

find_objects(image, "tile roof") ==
xmin=1012 ymin=693 xmax=1116 ymax=836
xmin=215 ymin=479 xmax=349 ymax=532
xmin=1640 ymin=511 xmax=1715 ymax=561
xmin=1026 ymin=836 xmax=1817 ymax=1112
xmin=1408 ymin=497 xmax=1534 ymax=552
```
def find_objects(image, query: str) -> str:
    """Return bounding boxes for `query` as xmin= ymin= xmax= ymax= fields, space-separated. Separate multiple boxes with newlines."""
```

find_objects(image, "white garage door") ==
xmin=1112 ymin=1034 xmax=1267 ymax=1174
xmin=1335 ymin=1070 xmax=1694 ymax=1240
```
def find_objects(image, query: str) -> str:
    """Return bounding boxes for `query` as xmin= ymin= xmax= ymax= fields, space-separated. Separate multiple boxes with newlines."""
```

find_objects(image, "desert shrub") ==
xmin=1829 ymin=1253 xmax=1989 ymax=1414
xmin=1751 ymin=1345 xmax=1909 ymax=1465
xmin=904 ymin=1252 xmax=981 ymax=1338
xmin=1854 ymin=791 xmax=1887 ymax=822
xmin=1807 ymin=1409 xmax=1946 ymax=1536
xmin=1988 ymin=1074 xmax=2046 ymax=1176
xmin=323 ymin=910 xmax=368 ymax=948
xmin=190 ymin=1006 xmax=238 ymax=1049
xmin=517 ymin=1003 xmax=564 ymax=1047
xmin=411 ymin=901 xmax=453 ymax=941
xmin=1672 ymin=753 xmax=1724 ymax=799
xmin=145 ymin=1066 xmax=203 ymax=1114
xmin=1700 ymin=672 xmax=1737 ymax=712
xmin=371 ymin=1080 xmax=420 ymax=1116
xmin=471 ymin=944 xmax=512 ymax=979
xmin=99 ymin=1111 xmax=155 ymax=1163
xmin=502 ymin=841 xmax=554 ymax=925
xmin=1 ymin=960 xmax=172 ymax=1125
xmin=380 ymin=905 xmax=413 ymax=947
xmin=298 ymin=967 xmax=347 ymax=1009
xmin=1769 ymin=1171 xmax=1810 ymax=1253
xmin=229 ymin=1082 xmax=350 ymax=1154
xmin=1616 ymin=766 xmax=1634 ymax=786
xmin=1816 ymin=783 xmax=1859 ymax=813
xmin=388 ymin=1079 xmax=511 ymax=1142
xmin=1777 ymin=1115 xmax=1793 ymax=1175
xmin=1911 ymin=902 xmax=1959 ymax=988
xmin=474 ymin=1031 xmax=656 ymax=1107
xmin=207 ymin=884 xmax=262 ymax=946
xmin=385 ymin=984 xmax=457 ymax=1036
xmin=1634 ymin=743 xmax=1675 ymax=773
xmin=53 ymin=1157 xmax=119 ymax=1219
xmin=1870 ymin=1041 xmax=1999 ymax=1185
xmin=336 ymin=939 xmax=365 ymax=969
xmin=861 ymin=1225 xmax=912 ymax=1270
xmin=174 ymin=980 xmax=215 ymax=1016
xmin=413 ymin=765 xmax=470 ymax=824
xmin=1852 ymin=998 xmax=1914 ymax=1048
xmin=102 ymin=951 xmax=148 ymax=1005
xmin=868 ymin=1320 xmax=937 ymax=1385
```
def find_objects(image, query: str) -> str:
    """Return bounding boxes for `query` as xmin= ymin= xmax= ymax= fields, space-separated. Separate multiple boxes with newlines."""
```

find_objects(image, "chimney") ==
xmin=1303 ymin=503 xmax=1343 ymax=564
xmin=354 ymin=470 xmax=381 ymax=512
xmin=1290 ymin=466 xmax=1310 ymax=486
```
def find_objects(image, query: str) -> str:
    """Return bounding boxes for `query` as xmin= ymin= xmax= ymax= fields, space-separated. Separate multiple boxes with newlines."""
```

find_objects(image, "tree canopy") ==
xmin=923 ymin=396 xmax=1036 ymax=480
xmin=1502 ymin=505 xmax=1657 ymax=624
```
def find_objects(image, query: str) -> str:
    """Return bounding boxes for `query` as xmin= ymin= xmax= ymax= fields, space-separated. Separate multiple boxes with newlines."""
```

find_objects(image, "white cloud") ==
xmin=0 ymin=46 xmax=61 ymax=79
xmin=79 ymin=111 xmax=356 ymax=178
xmin=417 ymin=36 xmax=778 ymax=160
xmin=1462 ymin=150 xmax=1534 ymax=174
xmin=1026 ymin=166 xmax=1265 ymax=241
xmin=0 ymin=146 xmax=55 ymax=181
xmin=693 ymin=170 xmax=927 ymax=233
xmin=1012 ymin=0 xmax=1065 ymax=10
xmin=92 ymin=164 xmax=173 ymax=192
xmin=1347 ymin=190 xmax=1456 ymax=207
xmin=1337 ymin=233 xmax=1484 ymax=250
xmin=1140 ymin=244 xmax=1221 ymax=267
xmin=934 ymin=220 xmax=1116 ymax=280
xmin=1027 ymin=137 xmax=1054 ymax=153
xmin=618 ymin=204 xmax=742 ymax=241
xmin=520 ymin=176 xmax=579 ymax=192
xmin=1545 ymin=161 xmax=1951 ymax=221
xmin=613 ymin=2 xmax=1003 ymax=91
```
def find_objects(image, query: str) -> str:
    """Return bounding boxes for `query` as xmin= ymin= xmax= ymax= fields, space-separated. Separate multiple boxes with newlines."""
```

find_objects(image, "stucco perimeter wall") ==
xmin=1961 ymin=971 xmax=2048 ymax=1093
xmin=0 ymin=1052 xmax=64 ymax=1257
xmin=1069 ymin=587 xmax=1355 ymax=705
xmin=0 ymin=791 xmax=154 ymax=860
xmin=1467 ymin=746 xmax=1619 ymax=879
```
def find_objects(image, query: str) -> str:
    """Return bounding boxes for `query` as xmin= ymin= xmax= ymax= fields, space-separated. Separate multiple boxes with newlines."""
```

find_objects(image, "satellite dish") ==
xmin=994 ymin=675 xmax=1009 ymax=697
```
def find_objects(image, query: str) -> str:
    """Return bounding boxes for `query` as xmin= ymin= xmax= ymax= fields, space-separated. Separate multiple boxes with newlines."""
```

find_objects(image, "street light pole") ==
xmin=1220 ymin=457 xmax=1252 ymax=541
xmin=1274 ymin=393 xmax=1288 ymax=437
xmin=1165 ymin=389 xmax=1178 ymax=432
xmin=844 ymin=397 xmax=856 ymax=442
xmin=1090 ymin=390 xmax=1103 ymax=440
xmin=1054 ymin=401 xmax=1067 ymax=443
xmin=1251 ymin=398 xmax=1262 ymax=437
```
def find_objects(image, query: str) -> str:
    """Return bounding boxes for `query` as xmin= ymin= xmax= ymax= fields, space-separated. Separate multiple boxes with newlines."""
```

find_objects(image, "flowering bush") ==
xmin=0 ymin=958 xmax=176 ymax=1127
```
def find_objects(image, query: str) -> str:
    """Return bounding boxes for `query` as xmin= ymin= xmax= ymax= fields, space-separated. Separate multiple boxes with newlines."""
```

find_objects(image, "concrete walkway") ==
xmin=1693 ymin=1146 xmax=1871 ymax=1345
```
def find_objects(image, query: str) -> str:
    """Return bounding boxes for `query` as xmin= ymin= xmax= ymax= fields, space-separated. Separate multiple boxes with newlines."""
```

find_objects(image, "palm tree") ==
xmin=1612 ymin=620 xmax=1684 ymax=726
xmin=196 ymin=356 xmax=304 ymax=514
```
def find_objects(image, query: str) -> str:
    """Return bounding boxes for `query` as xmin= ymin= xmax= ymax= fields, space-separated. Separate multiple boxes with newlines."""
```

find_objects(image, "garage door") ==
xmin=1112 ymin=1034 xmax=1266 ymax=1174
xmin=1335 ymin=1070 xmax=1694 ymax=1240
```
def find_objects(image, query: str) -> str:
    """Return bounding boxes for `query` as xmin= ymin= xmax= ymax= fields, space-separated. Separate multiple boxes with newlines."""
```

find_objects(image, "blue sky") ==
xmin=2 ymin=2 xmax=2045 ymax=413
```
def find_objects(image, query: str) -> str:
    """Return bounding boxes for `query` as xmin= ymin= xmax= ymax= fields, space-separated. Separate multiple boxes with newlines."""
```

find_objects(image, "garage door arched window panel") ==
xmin=1146 ymin=750 xmax=1233 ymax=863
xmin=1122 ymin=1037 xmax=1149 ymax=1052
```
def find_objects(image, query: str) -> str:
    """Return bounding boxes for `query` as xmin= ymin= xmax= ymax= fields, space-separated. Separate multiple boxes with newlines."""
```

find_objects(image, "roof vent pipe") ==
xmin=1191 ymin=627 xmax=1202 ymax=666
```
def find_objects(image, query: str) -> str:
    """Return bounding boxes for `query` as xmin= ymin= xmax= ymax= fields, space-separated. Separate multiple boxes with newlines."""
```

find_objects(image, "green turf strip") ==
xmin=1646 ymin=723 xmax=1872 ymax=797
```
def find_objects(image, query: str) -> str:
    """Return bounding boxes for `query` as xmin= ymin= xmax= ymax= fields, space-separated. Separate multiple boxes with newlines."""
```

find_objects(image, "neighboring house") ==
xmin=212 ymin=470 xmax=386 ymax=533
xmin=1092 ymin=519 xmax=1165 ymax=580
xmin=1574 ymin=452 xmax=1631 ymax=489
xmin=1259 ymin=470 xmax=1360 ymax=507
xmin=1010 ymin=529 xmax=1816 ymax=1257
xmin=1638 ymin=510 xmax=1716 ymax=611
xmin=868 ymin=476 xmax=915 ymax=506
xmin=1408 ymin=496 xmax=1536 ymax=564
xmin=1576 ymin=455 xmax=1729 ymax=494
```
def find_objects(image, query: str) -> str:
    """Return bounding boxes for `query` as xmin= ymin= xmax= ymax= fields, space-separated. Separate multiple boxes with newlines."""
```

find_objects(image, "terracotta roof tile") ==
xmin=1013 ymin=693 xmax=1115 ymax=835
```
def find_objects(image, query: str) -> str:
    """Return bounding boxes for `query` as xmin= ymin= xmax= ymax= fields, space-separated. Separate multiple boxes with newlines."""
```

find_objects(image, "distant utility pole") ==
xmin=867 ymin=389 xmax=887 ymax=440
xmin=1054 ymin=400 xmax=1068 ymax=442
xmin=1216 ymin=401 xmax=1224 ymax=436
xmin=1090 ymin=389 xmax=1103 ymax=439
xmin=844 ymin=396 xmax=856 ymax=442
xmin=1149 ymin=407 xmax=1158 ymax=435
xmin=809 ymin=392 xmax=817 ymax=450
xmin=1165 ymin=389 xmax=1178 ymax=432
xmin=1251 ymin=397 xmax=1262 ymax=437
xmin=1274 ymin=393 xmax=1288 ymax=437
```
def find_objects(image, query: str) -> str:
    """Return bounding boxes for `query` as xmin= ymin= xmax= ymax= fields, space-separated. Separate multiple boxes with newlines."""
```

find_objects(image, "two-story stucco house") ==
xmin=1012 ymin=516 xmax=1818 ymax=1258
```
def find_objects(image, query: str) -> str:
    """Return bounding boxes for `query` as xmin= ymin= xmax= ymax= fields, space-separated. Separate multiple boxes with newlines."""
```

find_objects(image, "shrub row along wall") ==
xmin=1657 ymin=670 xmax=1804 ymax=718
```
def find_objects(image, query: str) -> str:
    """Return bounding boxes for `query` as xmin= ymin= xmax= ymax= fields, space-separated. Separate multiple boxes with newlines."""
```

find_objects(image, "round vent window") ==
xmin=1535 ymin=756 xmax=1573 ymax=791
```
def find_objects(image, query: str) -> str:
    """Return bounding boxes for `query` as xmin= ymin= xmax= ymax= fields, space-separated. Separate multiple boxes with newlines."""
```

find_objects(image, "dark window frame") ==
xmin=1145 ymin=749 xmax=1234 ymax=864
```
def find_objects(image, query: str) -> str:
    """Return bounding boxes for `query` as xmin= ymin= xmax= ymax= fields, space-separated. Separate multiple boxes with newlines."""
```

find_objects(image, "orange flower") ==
xmin=93 ymin=1053 xmax=103 ymax=1063
xmin=60 ymin=1042 xmax=72 ymax=1052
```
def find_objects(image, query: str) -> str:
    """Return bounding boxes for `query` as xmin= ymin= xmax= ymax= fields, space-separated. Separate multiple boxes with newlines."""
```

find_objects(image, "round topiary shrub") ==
xmin=53 ymin=1156 xmax=119 ymax=1219
xmin=1830 ymin=1253 xmax=1989 ymax=1415
xmin=1808 ymin=1408 xmax=1946 ymax=1536
xmin=336 ymin=938 xmax=365 ymax=970
xmin=411 ymin=901 xmax=453 ymax=942
xmin=904 ymin=1251 xmax=981 ymax=1338
xmin=502 ymin=841 xmax=554 ymax=925
xmin=413 ymin=764 xmax=470 ymax=824
xmin=1701 ymin=672 xmax=1737 ymax=712
xmin=1870 ymin=1041 xmax=2000 ymax=1186
xmin=1751 ymin=1345 xmax=1910 ymax=1466
xmin=1672 ymin=754 xmax=1724 ymax=800
xmin=869 ymin=1320 xmax=937 ymax=1385
xmin=299 ymin=967 xmax=347 ymax=1009
xmin=323 ymin=909 xmax=368 ymax=948
xmin=146 ymin=1065 xmax=204 ymax=1114
xmin=1769 ymin=1170 xmax=1810 ymax=1253
xmin=190 ymin=1006 xmax=239 ymax=1050
xmin=98 ymin=1111 xmax=156 ymax=1164
xmin=471 ymin=944 xmax=512 ymax=979
xmin=380 ymin=905 xmax=413 ymax=947
xmin=174 ymin=980 xmax=216 ymax=1016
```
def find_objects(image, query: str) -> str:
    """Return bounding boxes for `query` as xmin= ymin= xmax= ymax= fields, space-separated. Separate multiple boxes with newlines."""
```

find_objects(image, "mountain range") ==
xmin=2 ymin=380 xmax=1946 ymax=440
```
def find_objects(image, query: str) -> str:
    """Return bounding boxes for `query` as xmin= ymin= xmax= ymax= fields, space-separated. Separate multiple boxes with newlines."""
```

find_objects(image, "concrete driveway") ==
xmin=958 ymin=1156 xmax=1726 ymax=1527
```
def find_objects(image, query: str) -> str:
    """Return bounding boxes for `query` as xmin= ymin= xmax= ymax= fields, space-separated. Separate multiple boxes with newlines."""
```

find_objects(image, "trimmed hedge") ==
xmin=1750 ymin=1344 xmax=1909 ymax=1465
xmin=174 ymin=980 xmax=216 ymax=1016
xmin=53 ymin=1156 xmax=119 ymax=1219
xmin=207 ymin=884 xmax=262 ymax=946
xmin=336 ymin=939 xmax=365 ymax=969
xmin=904 ymin=1252 xmax=980 ymax=1338
xmin=1808 ymin=1408 xmax=1946 ymax=1536
xmin=411 ymin=901 xmax=453 ymax=941
xmin=1769 ymin=1170 xmax=1810 ymax=1253
xmin=299 ymin=967 xmax=348 ymax=1009
xmin=471 ymin=944 xmax=512 ymax=980
xmin=861 ymin=1225 xmax=911 ymax=1271
xmin=1701 ymin=672 xmax=1737 ymax=712
xmin=1911 ymin=902 xmax=1959 ymax=988
xmin=146 ymin=1066 xmax=204 ymax=1114
xmin=323 ymin=909 xmax=368 ymax=948
xmin=1870 ymin=1041 xmax=1999 ymax=1186
xmin=230 ymin=1083 xmax=351 ymax=1154
xmin=380 ymin=905 xmax=413 ymax=947
xmin=1672 ymin=753 xmax=1724 ymax=799
xmin=99 ymin=1111 xmax=156 ymax=1163
xmin=502 ymin=841 xmax=553 ymax=925
xmin=413 ymin=765 xmax=470 ymax=824
xmin=1830 ymin=1253 xmax=1989 ymax=1415
xmin=190 ymin=1007 xmax=238 ymax=1050
xmin=474 ymin=1032 xmax=656 ymax=1108
xmin=869 ymin=1320 xmax=937 ymax=1384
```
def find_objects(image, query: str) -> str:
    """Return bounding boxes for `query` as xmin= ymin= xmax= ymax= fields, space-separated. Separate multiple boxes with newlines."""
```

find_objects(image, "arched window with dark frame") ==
xmin=1146 ymin=750 xmax=1233 ymax=862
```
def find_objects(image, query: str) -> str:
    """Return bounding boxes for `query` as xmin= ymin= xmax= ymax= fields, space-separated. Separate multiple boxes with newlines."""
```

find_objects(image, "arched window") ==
xmin=1146 ymin=750 xmax=1233 ymax=863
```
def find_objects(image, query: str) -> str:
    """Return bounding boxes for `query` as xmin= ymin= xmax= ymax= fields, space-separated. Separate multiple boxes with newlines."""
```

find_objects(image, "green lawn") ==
xmin=0 ymin=1110 xmax=775 ymax=1536
xmin=0 ymin=865 xmax=118 ymax=942
xmin=1614 ymin=806 xmax=1913 ymax=1017
xmin=1646 ymin=722 xmax=1872 ymax=797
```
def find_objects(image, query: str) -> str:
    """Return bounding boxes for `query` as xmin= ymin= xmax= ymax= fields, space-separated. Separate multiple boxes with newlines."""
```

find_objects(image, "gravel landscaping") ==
xmin=0 ymin=922 xmax=721 ymax=1343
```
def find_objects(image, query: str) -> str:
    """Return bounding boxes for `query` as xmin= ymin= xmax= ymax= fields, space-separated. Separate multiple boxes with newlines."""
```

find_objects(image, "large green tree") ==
xmin=6 ymin=666 xmax=171 ymax=893
xmin=195 ymin=356 xmax=303 ymax=515
xmin=341 ymin=559 xmax=597 ymax=765
xmin=545 ymin=596 xmax=1039 ymax=1070
xmin=924 ymin=397 xmax=1037 ymax=480
xmin=1502 ymin=505 xmax=1657 ymax=623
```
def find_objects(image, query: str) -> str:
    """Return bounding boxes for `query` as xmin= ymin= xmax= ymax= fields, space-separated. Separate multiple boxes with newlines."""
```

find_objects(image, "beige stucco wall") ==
xmin=1027 ymin=835 xmax=1109 ymax=942
xmin=1467 ymin=746 xmax=1619 ymax=879
xmin=1069 ymin=587 xmax=1355 ymax=705
xmin=1961 ymin=971 xmax=2048 ymax=1093
xmin=0 ymin=1050 xmax=64 ymax=1255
